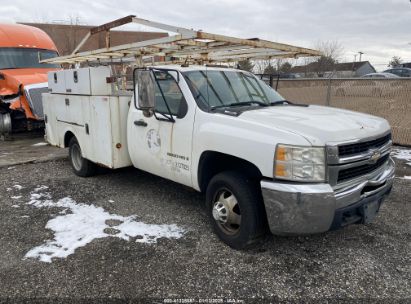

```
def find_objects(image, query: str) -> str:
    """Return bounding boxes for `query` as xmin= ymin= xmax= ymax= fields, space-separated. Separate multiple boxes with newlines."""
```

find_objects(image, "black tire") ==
xmin=206 ymin=171 xmax=268 ymax=249
xmin=68 ymin=137 xmax=96 ymax=177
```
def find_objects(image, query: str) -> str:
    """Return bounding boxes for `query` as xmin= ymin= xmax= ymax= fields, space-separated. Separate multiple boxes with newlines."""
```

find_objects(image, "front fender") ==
xmin=191 ymin=110 xmax=310 ymax=190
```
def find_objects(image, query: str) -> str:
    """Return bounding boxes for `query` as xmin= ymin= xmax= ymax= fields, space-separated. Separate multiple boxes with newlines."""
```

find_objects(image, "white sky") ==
xmin=1 ymin=0 xmax=411 ymax=71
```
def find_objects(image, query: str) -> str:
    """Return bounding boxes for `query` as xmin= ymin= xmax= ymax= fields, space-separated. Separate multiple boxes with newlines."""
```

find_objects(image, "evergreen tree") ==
xmin=263 ymin=64 xmax=277 ymax=74
xmin=279 ymin=62 xmax=292 ymax=73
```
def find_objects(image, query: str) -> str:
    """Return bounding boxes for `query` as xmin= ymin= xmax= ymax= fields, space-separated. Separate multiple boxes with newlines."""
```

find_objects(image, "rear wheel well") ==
xmin=64 ymin=131 xmax=75 ymax=148
xmin=198 ymin=151 xmax=263 ymax=193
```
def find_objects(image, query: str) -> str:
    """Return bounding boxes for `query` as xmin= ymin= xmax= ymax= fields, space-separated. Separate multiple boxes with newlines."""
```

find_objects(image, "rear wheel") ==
xmin=68 ymin=137 xmax=96 ymax=177
xmin=206 ymin=171 xmax=267 ymax=249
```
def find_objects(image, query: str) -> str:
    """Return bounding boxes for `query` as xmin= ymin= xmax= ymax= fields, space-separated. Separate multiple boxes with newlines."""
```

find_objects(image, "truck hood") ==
xmin=0 ymin=68 xmax=55 ymax=96
xmin=239 ymin=105 xmax=390 ymax=145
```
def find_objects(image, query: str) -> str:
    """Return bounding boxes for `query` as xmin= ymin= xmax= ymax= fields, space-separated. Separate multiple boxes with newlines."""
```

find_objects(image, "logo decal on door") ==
xmin=146 ymin=129 xmax=161 ymax=154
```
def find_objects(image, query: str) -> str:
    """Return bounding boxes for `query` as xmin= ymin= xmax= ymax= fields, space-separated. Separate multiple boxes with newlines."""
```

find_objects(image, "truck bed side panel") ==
xmin=43 ymin=85 xmax=132 ymax=169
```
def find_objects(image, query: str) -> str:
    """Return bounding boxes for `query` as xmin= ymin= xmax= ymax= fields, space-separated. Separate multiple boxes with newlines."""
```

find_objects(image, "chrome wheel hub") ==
xmin=71 ymin=144 xmax=83 ymax=171
xmin=212 ymin=190 xmax=241 ymax=235
xmin=212 ymin=201 xmax=228 ymax=223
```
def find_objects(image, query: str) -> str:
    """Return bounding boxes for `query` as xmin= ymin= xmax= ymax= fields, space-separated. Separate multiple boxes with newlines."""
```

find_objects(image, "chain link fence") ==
xmin=266 ymin=78 xmax=411 ymax=146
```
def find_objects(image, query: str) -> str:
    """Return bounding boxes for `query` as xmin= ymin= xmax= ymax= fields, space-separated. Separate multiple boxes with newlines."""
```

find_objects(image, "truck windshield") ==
xmin=0 ymin=48 xmax=59 ymax=69
xmin=183 ymin=70 xmax=286 ymax=110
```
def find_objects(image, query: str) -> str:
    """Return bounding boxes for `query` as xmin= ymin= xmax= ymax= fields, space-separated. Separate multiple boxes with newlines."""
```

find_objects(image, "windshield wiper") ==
xmin=210 ymin=101 xmax=269 ymax=111
xmin=270 ymin=100 xmax=289 ymax=106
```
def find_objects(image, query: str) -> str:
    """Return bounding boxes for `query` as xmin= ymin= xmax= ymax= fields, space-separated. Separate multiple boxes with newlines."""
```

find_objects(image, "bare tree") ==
xmin=254 ymin=60 xmax=271 ymax=74
xmin=388 ymin=56 xmax=402 ymax=68
xmin=311 ymin=40 xmax=345 ymax=77
xmin=315 ymin=40 xmax=344 ymax=62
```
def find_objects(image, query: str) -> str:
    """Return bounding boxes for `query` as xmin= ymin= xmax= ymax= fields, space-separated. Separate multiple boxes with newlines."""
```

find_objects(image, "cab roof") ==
xmin=0 ymin=23 xmax=57 ymax=51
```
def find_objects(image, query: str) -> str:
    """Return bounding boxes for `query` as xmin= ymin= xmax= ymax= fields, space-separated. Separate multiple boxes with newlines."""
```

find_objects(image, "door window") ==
xmin=153 ymin=71 xmax=188 ymax=118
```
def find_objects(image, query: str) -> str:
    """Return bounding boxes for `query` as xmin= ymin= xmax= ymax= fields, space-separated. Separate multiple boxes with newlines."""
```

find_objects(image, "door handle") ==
xmin=134 ymin=120 xmax=148 ymax=127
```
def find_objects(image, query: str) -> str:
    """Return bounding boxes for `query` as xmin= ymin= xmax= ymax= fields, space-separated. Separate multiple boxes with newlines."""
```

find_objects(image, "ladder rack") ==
xmin=42 ymin=15 xmax=322 ymax=65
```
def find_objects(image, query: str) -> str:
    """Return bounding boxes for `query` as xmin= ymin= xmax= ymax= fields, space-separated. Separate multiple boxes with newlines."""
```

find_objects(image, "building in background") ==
xmin=290 ymin=61 xmax=376 ymax=78
xmin=21 ymin=23 xmax=168 ymax=56
xmin=398 ymin=62 xmax=411 ymax=68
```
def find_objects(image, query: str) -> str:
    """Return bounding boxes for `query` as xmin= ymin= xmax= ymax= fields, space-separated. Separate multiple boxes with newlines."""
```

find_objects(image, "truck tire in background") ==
xmin=206 ymin=171 xmax=268 ymax=249
xmin=68 ymin=137 xmax=96 ymax=177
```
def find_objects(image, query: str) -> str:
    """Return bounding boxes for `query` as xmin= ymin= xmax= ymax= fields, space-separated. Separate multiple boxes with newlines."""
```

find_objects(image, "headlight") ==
xmin=274 ymin=144 xmax=326 ymax=182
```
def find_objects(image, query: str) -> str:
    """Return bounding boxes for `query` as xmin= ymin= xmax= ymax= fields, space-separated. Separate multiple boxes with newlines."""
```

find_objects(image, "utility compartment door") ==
xmin=108 ymin=96 xmax=132 ymax=168
xmin=65 ymin=69 xmax=91 ymax=95
xmin=54 ymin=95 xmax=88 ymax=127
xmin=88 ymin=96 xmax=132 ymax=169
xmin=47 ymin=71 xmax=66 ymax=94
xmin=89 ymin=96 xmax=114 ymax=166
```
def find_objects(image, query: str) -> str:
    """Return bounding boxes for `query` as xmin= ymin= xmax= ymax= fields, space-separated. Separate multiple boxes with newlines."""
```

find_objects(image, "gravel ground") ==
xmin=0 ymin=144 xmax=410 ymax=303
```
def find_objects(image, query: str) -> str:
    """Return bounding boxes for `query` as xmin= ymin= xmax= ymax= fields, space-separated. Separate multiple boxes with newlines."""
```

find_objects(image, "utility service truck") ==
xmin=41 ymin=16 xmax=395 ymax=248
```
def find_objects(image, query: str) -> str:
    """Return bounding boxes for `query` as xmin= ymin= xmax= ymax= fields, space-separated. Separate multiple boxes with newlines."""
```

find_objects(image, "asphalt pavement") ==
xmin=0 ymin=137 xmax=410 ymax=303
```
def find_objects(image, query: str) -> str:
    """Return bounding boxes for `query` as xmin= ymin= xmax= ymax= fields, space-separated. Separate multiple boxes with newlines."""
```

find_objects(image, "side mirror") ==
xmin=136 ymin=70 xmax=155 ymax=117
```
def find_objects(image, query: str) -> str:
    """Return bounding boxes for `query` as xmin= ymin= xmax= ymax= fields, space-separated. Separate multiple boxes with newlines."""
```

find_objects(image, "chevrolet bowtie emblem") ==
xmin=369 ymin=150 xmax=381 ymax=164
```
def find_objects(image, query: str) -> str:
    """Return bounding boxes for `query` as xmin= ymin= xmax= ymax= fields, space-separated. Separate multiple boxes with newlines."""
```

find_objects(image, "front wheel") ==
xmin=206 ymin=171 xmax=268 ymax=249
xmin=68 ymin=137 xmax=96 ymax=177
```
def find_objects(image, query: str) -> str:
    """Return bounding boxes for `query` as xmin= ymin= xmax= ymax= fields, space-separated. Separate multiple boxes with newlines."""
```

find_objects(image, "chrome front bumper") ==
xmin=261 ymin=158 xmax=395 ymax=235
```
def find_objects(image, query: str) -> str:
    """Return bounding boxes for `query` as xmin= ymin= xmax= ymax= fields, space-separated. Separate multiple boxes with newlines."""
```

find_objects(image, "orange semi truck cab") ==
xmin=0 ymin=23 xmax=59 ymax=135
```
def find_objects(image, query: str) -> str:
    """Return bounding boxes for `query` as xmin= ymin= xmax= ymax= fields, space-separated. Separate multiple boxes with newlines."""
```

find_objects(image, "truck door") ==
xmin=127 ymin=69 xmax=194 ymax=187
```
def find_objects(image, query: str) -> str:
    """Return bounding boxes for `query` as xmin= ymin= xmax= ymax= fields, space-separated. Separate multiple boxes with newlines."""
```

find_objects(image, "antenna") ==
xmin=358 ymin=51 xmax=364 ymax=62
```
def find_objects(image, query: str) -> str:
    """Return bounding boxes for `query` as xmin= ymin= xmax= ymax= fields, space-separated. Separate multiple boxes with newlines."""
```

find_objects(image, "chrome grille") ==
xmin=337 ymin=154 xmax=390 ymax=182
xmin=25 ymin=86 xmax=48 ymax=119
xmin=338 ymin=133 xmax=391 ymax=157
xmin=327 ymin=132 xmax=392 ymax=186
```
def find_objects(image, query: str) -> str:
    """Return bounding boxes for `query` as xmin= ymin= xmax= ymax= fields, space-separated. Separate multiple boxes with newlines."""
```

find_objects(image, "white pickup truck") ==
xmin=42 ymin=65 xmax=395 ymax=248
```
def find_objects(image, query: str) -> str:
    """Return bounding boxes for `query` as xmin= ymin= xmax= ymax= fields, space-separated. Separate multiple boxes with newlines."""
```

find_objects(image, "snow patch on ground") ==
xmin=391 ymin=148 xmax=411 ymax=166
xmin=34 ymin=185 xmax=49 ymax=192
xmin=31 ymin=142 xmax=48 ymax=147
xmin=22 ymin=187 xmax=185 ymax=263
xmin=11 ymin=196 xmax=22 ymax=199
xmin=12 ymin=185 xmax=23 ymax=190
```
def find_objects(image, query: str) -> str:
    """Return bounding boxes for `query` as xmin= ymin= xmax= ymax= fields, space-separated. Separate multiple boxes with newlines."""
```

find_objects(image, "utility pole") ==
xmin=353 ymin=54 xmax=357 ymax=62
xmin=358 ymin=51 xmax=364 ymax=62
